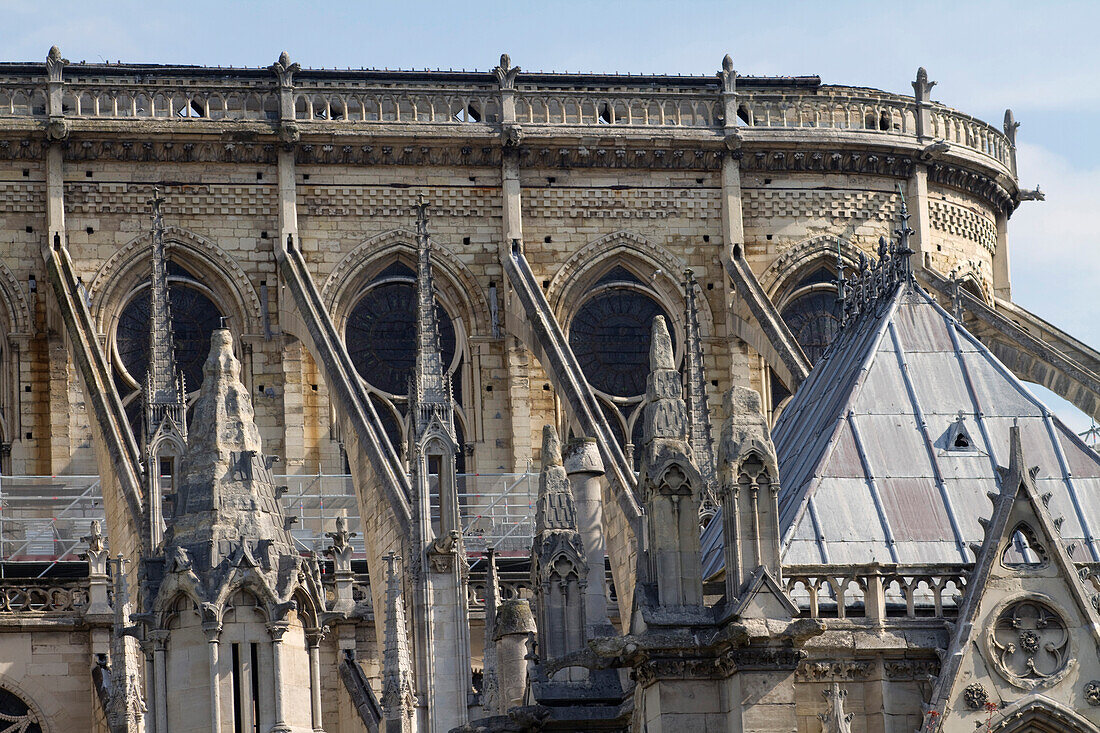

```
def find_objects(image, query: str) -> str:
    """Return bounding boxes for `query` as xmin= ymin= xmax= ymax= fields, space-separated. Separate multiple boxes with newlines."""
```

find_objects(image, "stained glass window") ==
xmin=344 ymin=262 xmax=465 ymax=464
xmin=779 ymin=268 xmax=841 ymax=364
xmin=569 ymin=287 xmax=670 ymax=398
xmin=345 ymin=272 xmax=456 ymax=397
xmin=0 ymin=687 xmax=42 ymax=733
xmin=116 ymin=278 xmax=224 ymax=392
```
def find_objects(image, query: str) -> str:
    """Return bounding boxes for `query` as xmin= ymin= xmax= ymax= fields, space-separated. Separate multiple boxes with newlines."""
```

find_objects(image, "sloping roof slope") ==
xmin=701 ymin=281 xmax=1100 ymax=576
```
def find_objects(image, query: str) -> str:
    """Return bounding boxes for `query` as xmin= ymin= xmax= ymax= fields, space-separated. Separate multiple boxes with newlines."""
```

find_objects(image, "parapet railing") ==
xmin=0 ymin=64 xmax=1012 ymax=170
xmin=0 ymin=577 xmax=89 ymax=613
xmin=783 ymin=563 xmax=969 ymax=621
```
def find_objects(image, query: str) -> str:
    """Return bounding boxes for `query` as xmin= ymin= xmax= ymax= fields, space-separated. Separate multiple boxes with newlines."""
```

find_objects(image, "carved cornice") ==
xmin=927 ymin=160 xmax=1015 ymax=215
xmin=740 ymin=148 xmax=915 ymax=178
xmin=0 ymin=139 xmax=46 ymax=161
xmin=795 ymin=660 xmax=873 ymax=682
xmin=882 ymin=658 xmax=940 ymax=680
xmin=62 ymin=138 xmax=277 ymax=165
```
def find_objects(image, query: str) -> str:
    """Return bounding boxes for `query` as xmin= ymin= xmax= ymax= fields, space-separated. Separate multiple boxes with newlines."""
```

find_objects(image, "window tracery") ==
xmin=567 ymin=266 xmax=673 ymax=468
xmin=0 ymin=687 xmax=42 ymax=733
xmin=988 ymin=598 xmax=1070 ymax=689
xmin=112 ymin=260 xmax=224 ymax=437
xmin=778 ymin=266 xmax=841 ymax=365
xmin=343 ymin=261 xmax=467 ymax=469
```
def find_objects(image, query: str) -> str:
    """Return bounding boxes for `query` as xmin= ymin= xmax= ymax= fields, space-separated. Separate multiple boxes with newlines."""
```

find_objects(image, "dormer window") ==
xmin=945 ymin=412 xmax=976 ymax=452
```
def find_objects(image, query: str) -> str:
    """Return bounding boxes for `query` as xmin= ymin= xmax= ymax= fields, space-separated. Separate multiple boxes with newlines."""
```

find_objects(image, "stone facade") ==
xmin=0 ymin=47 xmax=1096 ymax=733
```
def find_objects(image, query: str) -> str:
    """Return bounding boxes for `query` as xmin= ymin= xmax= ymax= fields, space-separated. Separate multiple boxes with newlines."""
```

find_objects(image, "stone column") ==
xmin=306 ymin=627 xmax=325 ymax=732
xmin=268 ymin=621 xmax=292 ymax=733
xmin=564 ymin=438 xmax=613 ymax=636
xmin=204 ymin=623 xmax=222 ymax=732
xmin=716 ymin=55 xmax=754 ymax=390
xmin=912 ymin=67 xmax=935 ymax=142
xmin=151 ymin=630 xmax=169 ymax=733
xmin=906 ymin=166 xmax=932 ymax=270
xmin=494 ymin=599 xmax=535 ymax=710
xmin=993 ymin=210 xmax=1012 ymax=300
xmin=141 ymin=639 xmax=156 ymax=733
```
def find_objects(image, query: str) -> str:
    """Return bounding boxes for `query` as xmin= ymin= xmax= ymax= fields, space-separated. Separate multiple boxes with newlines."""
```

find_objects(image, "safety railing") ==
xmin=783 ymin=563 xmax=968 ymax=621
xmin=0 ymin=472 xmax=538 ymax=560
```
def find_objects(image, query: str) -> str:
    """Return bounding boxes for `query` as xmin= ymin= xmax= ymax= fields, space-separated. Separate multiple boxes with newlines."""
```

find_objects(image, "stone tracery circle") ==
xmin=986 ymin=597 xmax=1072 ymax=690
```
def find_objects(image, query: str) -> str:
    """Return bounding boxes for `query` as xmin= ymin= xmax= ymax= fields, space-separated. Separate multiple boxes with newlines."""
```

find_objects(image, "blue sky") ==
xmin=6 ymin=0 xmax=1099 ymax=431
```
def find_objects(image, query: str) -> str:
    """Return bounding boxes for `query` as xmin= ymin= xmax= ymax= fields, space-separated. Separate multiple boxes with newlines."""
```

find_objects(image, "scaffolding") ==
xmin=0 ymin=472 xmax=539 ymax=561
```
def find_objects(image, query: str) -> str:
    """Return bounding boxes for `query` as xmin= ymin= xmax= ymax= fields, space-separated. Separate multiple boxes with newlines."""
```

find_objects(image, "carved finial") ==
xmin=819 ymin=682 xmax=853 ymax=733
xmin=493 ymin=53 xmax=520 ymax=90
xmin=1004 ymin=109 xmax=1020 ymax=145
xmin=46 ymin=45 xmax=68 ymax=82
xmin=719 ymin=54 xmax=737 ymax=94
xmin=271 ymin=51 xmax=300 ymax=88
xmin=82 ymin=520 xmax=106 ymax=554
xmin=649 ymin=316 xmax=675 ymax=371
xmin=542 ymin=424 xmax=562 ymax=467
xmin=912 ymin=66 xmax=936 ymax=102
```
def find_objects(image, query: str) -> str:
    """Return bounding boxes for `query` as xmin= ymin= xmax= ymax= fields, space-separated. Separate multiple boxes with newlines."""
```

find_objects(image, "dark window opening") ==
xmin=953 ymin=432 xmax=970 ymax=449
xmin=570 ymin=287 xmax=670 ymax=398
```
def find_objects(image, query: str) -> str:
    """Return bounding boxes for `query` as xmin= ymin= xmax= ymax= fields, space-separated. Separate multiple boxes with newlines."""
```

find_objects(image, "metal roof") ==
xmin=701 ymin=281 xmax=1100 ymax=577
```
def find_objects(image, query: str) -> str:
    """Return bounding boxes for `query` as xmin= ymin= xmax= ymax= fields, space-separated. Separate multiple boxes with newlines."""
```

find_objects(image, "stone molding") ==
xmin=88 ymin=224 xmax=264 ymax=334
xmin=795 ymin=660 xmax=873 ymax=682
xmin=321 ymin=228 xmax=490 ymax=338
xmin=546 ymin=230 xmax=714 ymax=338
xmin=0 ymin=257 xmax=33 ymax=335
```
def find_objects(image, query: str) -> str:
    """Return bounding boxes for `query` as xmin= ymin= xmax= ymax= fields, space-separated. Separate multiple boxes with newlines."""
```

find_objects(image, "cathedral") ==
xmin=0 ymin=46 xmax=1096 ymax=732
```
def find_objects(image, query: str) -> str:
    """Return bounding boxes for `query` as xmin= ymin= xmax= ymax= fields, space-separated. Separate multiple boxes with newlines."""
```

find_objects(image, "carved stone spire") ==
xmin=531 ymin=425 xmax=588 ymax=666
xmin=410 ymin=196 xmax=455 ymax=439
xmin=144 ymin=188 xmax=187 ymax=444
xmin=381 ymin=552 xmax=416 ymax=732
xmin=480 ymin=548 xmax=502 ymax=714
xmin=682 ymin=270 xmax=718 ymax=515
xmin=165 ymin=329 xmax=294 ymax=567
xmin=107 ymin=555 xmax=144 ymax=733
xmin=638 ymin=316 xmax=704 ymax=608
xmin=819 ymin=683 xmax=853 ymax=733
xmin=717 ymin=386 xmax=783 ymax=601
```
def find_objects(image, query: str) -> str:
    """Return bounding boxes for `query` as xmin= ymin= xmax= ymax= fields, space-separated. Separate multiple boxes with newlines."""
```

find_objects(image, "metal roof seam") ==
xmin=778 ymin=287 xmax=908 ymax=551
xmin=887 ymin=318 xmax=969 ymax=562
xmin=1041 ymin=411 xmax=1100 ymax=561
xmin=946 ymin=319 xmax=1003 ymax=476
xmin=847 ymin=411 xmax=901 ymax=563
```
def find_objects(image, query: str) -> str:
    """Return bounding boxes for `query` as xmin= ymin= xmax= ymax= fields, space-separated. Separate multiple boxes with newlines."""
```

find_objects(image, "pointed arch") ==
xmin=988 ymin=696 xmax=1100 ymax=733
xmin=0 ymin=672 xmax=56 ymax=733
xmin=547 ymin=230 xmax=710 ymax=336
xmin=945 ymin=259 xmax=994 ymax=306
xmin=89 ymin=226 xmax=263 ymax=334
xmin=323 ymin=228 xmax=489 ymax=337
xmin=0 ymin=258 xmax=32 ymax=336
xmin=760 ymin=234 xmax=862 ymax=300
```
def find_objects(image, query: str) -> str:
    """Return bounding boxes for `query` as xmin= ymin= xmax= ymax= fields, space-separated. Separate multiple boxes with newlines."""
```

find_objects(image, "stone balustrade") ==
xmin=783 ymin=563 xmax=969 ymax=621
xmin=0 ymin=577 xmax=89 ymax=614
xmin=0 ymin=62 xmax=1012 ymax=172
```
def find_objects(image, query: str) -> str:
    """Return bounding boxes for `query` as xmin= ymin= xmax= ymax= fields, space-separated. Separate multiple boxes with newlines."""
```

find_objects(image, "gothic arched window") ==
xmin=344 ymin=261 xmax=467 ymax=470
xmin=112 ymin=260 xmax=225 ymax=434
xmin=0 ymin=687 xmax=43 ymax=732
xmin=568 ymin=266 xmax=673 ymax=468
xmin=778 ymin=267 xmax=841 ymax=365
